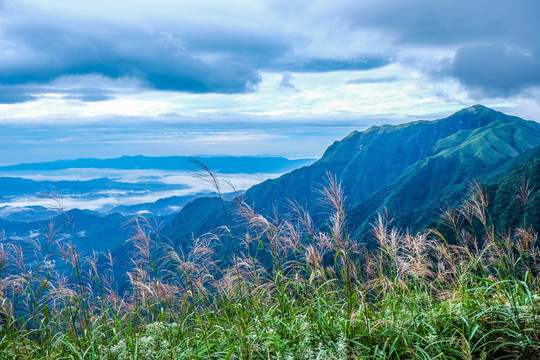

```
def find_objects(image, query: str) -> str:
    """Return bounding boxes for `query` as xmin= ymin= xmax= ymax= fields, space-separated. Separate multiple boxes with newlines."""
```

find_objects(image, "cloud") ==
xmin=347 ymin=76 xmax=398 ymax=84
xmin=0 ymin=84 xmax=115 ymax=104
xmin=61 ymin=87 xmax=116 ymax=102
xmin=0 ymin=116 xmax=371 ymax=164
xmin=0 ymin=85 xmax=36 ymax=104
xmin=339 ymin=0 xmax=540 ymax=47
xmin=291 ymin=57 xmax=390 ymax=73
xmin=1 ymin=0 xmax=539 ymax=110
xmin=0 ymin=19 xmax=264 ymax=94
xmin=0 ymin=1 xmax=398 ymax=102
xmin=440 ymin=46 xmax=540 ymax=97
xmin=279 ymin=72 xmax=296 ymax=90
xmin=329 ymin=0 xmax=540 ymax=98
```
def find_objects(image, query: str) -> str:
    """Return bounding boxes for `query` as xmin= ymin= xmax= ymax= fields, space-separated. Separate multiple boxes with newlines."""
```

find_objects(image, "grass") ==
xmin=0 ymin=174 xmax=539 ymax=359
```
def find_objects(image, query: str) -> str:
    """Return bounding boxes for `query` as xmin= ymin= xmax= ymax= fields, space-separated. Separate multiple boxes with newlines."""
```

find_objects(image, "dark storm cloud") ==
xmin=183 ymin=29 xmax=292 ymax=69
xmin=0 ymin=3 xmax=391 ymax=103
xmin=0 ymin=20 xmax=264 ymax=95
xmin=441 ymin=46 xmax=540 ymax=97
xmin=343 ymin=0 xmax=540 ymax=47
xmin=337 ymin=0 xmax=540 ymax=97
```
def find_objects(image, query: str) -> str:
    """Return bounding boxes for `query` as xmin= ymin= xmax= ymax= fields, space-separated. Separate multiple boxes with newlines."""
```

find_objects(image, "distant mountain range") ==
xmin=0 ymin=209 xmax=130 ymax=251
xmin=0 ymin=156 xmax=311 ymax=250
xmin=0 ymin=176 xmax=188 ymax=197
xmin=0 ymin=155 xmax=314 ymax=174
xmin=0 ymin=156 xmax=312 ymax=222
xmin=108 ymin=191 xmax=243 ymax=217
xmin=165 ymin=105 xmax=540 ymax=246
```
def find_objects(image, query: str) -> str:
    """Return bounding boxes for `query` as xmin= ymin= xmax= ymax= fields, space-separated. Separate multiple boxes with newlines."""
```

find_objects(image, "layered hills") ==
xmin=0 ymin=155 xmax=313 ymax=174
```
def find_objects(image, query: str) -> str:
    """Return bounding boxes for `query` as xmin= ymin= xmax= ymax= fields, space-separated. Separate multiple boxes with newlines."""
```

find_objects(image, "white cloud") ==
xmin=0 ymin=169 xmax=281 ymax=211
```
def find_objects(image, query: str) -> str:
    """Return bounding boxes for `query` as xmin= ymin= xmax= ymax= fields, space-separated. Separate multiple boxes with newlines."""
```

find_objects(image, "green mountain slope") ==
xmin=346 ymin=108 xmax=540 ymax=240
xmin=165 ymin=105 xmax=540 ymax=245
xmin=486 ymin=146 xmax=540 ymax=231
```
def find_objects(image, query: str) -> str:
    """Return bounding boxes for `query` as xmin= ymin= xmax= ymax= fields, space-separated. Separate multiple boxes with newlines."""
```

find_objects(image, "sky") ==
xmin=1 ymin=0 xmax=540 ymax=164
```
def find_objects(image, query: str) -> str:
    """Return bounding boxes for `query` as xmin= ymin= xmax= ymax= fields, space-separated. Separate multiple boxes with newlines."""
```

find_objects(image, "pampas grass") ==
xmin=0 ymin=175 xmax=539 ymax=359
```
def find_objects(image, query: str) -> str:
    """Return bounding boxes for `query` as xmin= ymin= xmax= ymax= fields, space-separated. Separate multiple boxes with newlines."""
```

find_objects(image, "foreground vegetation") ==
xmin=0 ymin=174 xmax=539 ymax=359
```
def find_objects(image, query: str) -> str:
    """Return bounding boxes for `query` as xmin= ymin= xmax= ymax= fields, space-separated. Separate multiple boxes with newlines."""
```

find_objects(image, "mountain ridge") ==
xmin=0 ymin=155 xmax=315 ymax=174
xmin=165 ymin=105 xmax=540 ymax=245
xmin=245 ymin=105 xmax=540 ymax=212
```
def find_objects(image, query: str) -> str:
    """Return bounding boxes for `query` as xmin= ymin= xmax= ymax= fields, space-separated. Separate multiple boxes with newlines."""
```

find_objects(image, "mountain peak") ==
xmin=451 ymin=104 xmax=498 ymax=116
xmin=433 ymin=104 xmax=517 ymax=133
xmin=466 ymin=104 xmax=489 ymax=112
xmin=362 ymin=105 xmax=500 ymax=136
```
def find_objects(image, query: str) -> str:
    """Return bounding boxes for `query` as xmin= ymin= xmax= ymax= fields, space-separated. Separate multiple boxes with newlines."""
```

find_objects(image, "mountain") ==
xmin=0 ymin=176 xmax=191 ymax=220
xmin=0 ymin=176 xmax=188 ymax=198
xmin=0 ymin=208 xmax=130 ymax=251
xmin=485 ymin=146 xmax=540 ymax=231
xmin=2 ymin=105 xmax=538 ymax=259
xmin=165 ymin=105 xmax=540 ymax=245
xmin=0 ymin=205 xmax=58 ymax=222
xmin=0 ymin=155 xmax=314 ymax=174
xmin=108 ymin=192 xmax=244 ymax=217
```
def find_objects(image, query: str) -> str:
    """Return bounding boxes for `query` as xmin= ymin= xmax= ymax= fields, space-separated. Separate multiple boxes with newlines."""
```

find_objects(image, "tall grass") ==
xmin=0 ymin=176 xmax=539 ymax=359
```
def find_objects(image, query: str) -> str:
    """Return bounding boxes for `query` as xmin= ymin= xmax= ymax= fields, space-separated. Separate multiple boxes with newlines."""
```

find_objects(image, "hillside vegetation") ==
xmin=0 ymin=175 xmax=539 ymax=359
